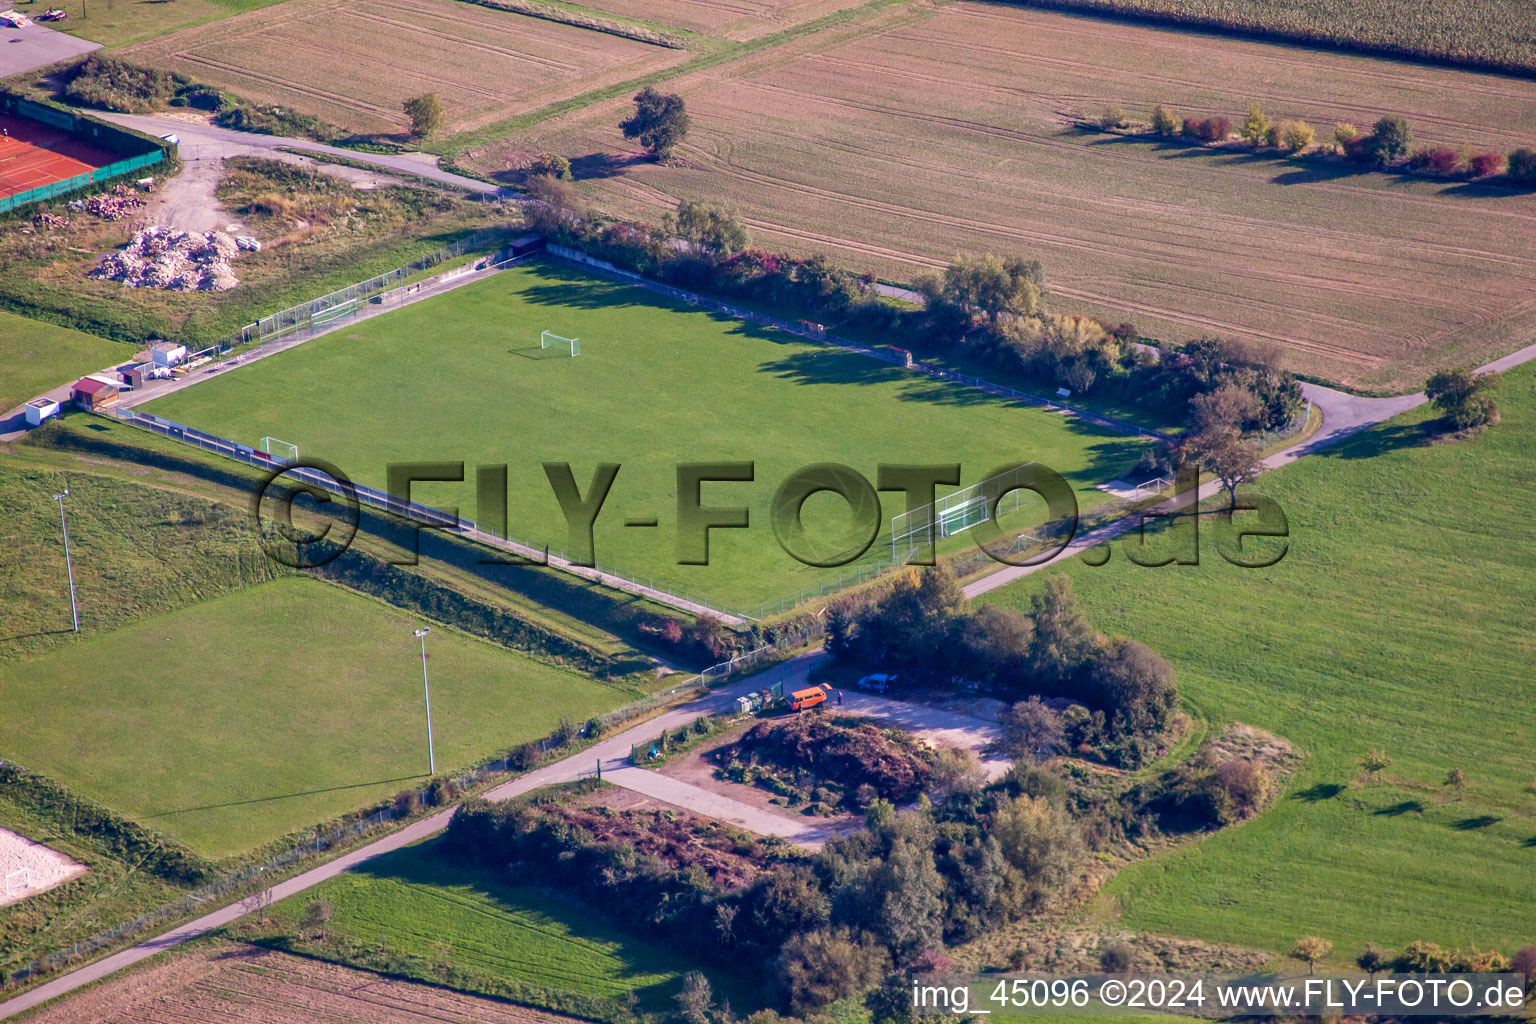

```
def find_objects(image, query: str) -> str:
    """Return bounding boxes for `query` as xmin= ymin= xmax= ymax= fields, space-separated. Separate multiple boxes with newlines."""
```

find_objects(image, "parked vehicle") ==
xmin=788 ymin=685 xmax=827 ymax=711
xmin=38 ymin=8 xmax=67 ymax=20
xmin=855 ymin=672 xmax=896 ymax=693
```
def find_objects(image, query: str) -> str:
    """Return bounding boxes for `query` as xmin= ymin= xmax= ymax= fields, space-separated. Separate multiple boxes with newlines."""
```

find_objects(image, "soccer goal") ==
xmin=259 ymin=437 xmax=299 ymax=463
xmin=890 ymin=463 xmax=1047 ymax=561
xmin=541 ymin=330 xmax=580 ymax=356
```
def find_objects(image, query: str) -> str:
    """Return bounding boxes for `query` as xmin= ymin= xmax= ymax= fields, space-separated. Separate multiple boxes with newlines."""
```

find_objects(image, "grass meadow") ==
xmin=984 ymin=363 xmax=1536 ymax=959
xmin=273 ymin=838 xmax=721 ymax=1011
xmin=0 ymin=312 xmax=127 ymax=415
xmin=143 ymin=259 xmax=1149 ymax=611
xmin=0 ymin=575 xmax=641 ymax=857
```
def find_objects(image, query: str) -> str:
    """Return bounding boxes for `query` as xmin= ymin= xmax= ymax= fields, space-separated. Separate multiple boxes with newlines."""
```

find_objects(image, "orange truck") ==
xmin=789 ymin=685 xmax=828 ymax=711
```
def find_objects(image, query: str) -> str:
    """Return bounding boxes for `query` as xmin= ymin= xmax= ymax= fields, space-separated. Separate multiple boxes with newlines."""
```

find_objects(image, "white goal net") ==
xmin=259 ymin=437 xmax=299 ymax=463
xmin=890 ymin=463 xmax=1047 ymax=561
xmin=541 ymin=330 xmax=580 ymax=356
xmin=4 ymin=868 xmax=31 ymax=901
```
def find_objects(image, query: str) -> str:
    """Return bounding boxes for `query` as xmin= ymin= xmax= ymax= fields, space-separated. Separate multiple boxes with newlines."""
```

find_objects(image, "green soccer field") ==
xmin=143 ymin=260 xmax=1150 ymax=612
xmin=0 ymin=576 xmax=640 ymax=858
xmin=983 ymin=363 xmax=1536 ymax=961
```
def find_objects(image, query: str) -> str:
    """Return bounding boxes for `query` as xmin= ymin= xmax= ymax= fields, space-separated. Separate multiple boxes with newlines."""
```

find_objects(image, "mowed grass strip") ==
xmin=983 ymin=363 xmax=1536 ymax=958
xmin=505 ymin=1 xmax=1536 ymax=390
xmin=0 ymin=312 xmax=129 ymax=415
xmin=0 ymin=576 xmax=639 ymax=857
xmin=144 ymin=260 xmax=1147 ymax=610
xmin=275 ymin=839 xmax=711 ymax=1010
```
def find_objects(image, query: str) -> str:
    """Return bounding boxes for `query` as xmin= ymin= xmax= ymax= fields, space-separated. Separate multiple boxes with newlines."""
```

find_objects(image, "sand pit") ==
xmin=0 ymin=826 xmax=87 ymax=906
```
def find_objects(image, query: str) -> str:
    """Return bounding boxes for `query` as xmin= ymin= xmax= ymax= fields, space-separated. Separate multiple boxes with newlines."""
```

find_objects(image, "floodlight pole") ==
xmin=52 ymin=490 xmax=79 ymax=632
xmin=413 ymin=628 xmax=435 ymax=776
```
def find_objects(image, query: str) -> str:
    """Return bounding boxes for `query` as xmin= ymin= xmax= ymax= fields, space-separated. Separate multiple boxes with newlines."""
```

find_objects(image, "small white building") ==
xmin=150 ymin=342 xmax=187 ymax=368
xmin=24 ymin=398 xmax=60 ymax=426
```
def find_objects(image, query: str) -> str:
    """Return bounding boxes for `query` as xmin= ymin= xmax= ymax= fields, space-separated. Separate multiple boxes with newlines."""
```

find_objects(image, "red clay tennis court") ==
xmin=0 ymin=112 xmax=120 ymax=199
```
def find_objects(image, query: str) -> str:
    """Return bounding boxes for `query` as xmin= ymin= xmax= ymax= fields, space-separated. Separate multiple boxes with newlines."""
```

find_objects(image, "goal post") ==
xmin=541 ymin=330 xmax=580 ymax=356
xmin=259 ymin=437 xmax=299 ymax=463
xmin=890 ymin=463 xmax=1050 ymax=561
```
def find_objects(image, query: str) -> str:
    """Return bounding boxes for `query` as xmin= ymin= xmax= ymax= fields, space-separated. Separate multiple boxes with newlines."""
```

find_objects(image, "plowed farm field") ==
xmin=24 ymin=941 xmax=585 ymax=1024
xmin=125 ymin=0 xmax=689 ymax=135
xmin=494 ymin=2 xmax=1536 ymax=389
xmin=564 ymin=0 xmax=873 ymax=40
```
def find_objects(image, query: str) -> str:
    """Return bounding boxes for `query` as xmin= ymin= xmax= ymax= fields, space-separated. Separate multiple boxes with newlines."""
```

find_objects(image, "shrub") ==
xmin=1511 ymin=946 xmax=1536 ymax=993
xmin=427 ymin=777 xmax=459 ymax=806
xmin=1150 ymin=105 xmax=1180 ymax=136
xmin=1182 ymin=116 xmax=1231 ymax=144
xmin=1509 ymin=148 xmax=1536 ymax=184
xmin=1469 ymin=152 xmax=1505 ymax=177
xmin=1098 ymin=105 xmax=1124 ymax=130
xmin=776 ymin=928 xmax=890 ymax=1011
xmin=530 ymin=152 xmax=572 ymax=180
xmin=1334 ymin=122 xmax=1358 ymax=153
xmin=1280 ymin=120 xmax=1315 ymax=152
xmin=403 ymin=93 xmax=443 ymax=137
xmin=1241 ymin=103 xmax=1270 ymax=146
xmin=1409 ymin=146 xmax=1460 ymax=176
xmin=393 ymin=789 xmax=421 ymax=816
xmin=1099 ymin=941 xmax=1134 ymax=973
xmin=63 ymin=56 xmax=180 ymax=113
xmin=1357 ymin=114 xmax=1412 ymax=166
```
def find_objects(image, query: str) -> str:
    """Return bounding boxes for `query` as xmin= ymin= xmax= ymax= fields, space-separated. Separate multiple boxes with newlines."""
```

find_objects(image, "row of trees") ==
xmin=1287 ymin=937 xmax=1536 ymax=981
xmin=829 ymin=570 xmax=1178 ymax=767
xmin=1125 ymin=103 xmax=1536 ymax=183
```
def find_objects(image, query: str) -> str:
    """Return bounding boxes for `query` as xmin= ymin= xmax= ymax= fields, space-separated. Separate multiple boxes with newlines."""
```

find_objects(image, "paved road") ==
xmin=94 ymin=112 xmax=511 ymax=197
xmin=0 ymin=22 xmax=98 ymax=79
xmin=603 ymin=766 xmax=846 ymax=847
xmin=0 ymin=651 xmax=822 ymax=1021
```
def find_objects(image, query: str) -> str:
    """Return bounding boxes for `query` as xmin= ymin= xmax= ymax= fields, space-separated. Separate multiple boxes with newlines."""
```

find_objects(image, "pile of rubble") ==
xmin=31 ymin=211 xmax=71 ymax=231
xmin=91 ymin=227 xmax=241 ymax=292
xmin=69 ymin=184 xmax=147 ymax=221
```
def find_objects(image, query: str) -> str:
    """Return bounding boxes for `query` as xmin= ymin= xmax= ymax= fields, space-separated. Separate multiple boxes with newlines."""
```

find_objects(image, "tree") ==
xmin=1507 ymin=147 xmax=1536 ymax=184
xmin=992 ymin=793 xmax=1077 ymax=908
xmin=300 ymin=898 xmax=333 ymax=940
xmin=1334 ymin=122 xmax=1358 ymax=153
xmin=1358 ymin=749 xmax=1391 ymax=784
xmin=1097 ymin=106 xmax=1123 ymax=130
xmin=1189 ymin=383 xmax=1260 ymax=435
xmin=1027 ymin=575 xmax=1099 ymax=688
xmin=959 ymin=604 xmax=1033 ymax=685
xmin=1150 ymin=105 xmax=1180 ymax=136
xmin=1365 ymin=115 xmax=1412 ymax=166
xmin=1183 ymin=427 xmax=1263 ymax=508
xmin=1469 ymin=152 xmax=1504 ymax=178
xmin=938 ymin=254 xmax=1043 ymax=322
xmin=927 ymin=747 xmax=985 ymax=802
xmin=867 ymin=974 xmax=921 ymax=1024
xmin=1291 ymin=936 xmax=1333 ymax=974
xmin=1001 ymin=696 xmax=1066 ymax=760
xmin=1356 ymin=943 xmax=1391 ymax=978
xmin=675 ymin=972 xmax=716 ymax=1024
xmin=672 ymin=199 xmax=749 ymax=257
xmin=1443 ymin=767 xmax=1467 ymax=800
xmin=1280 ymin=119 xmax=1315 ymax=153
xmin=1086 ymin=638 xmax=1178 ymax=736
xmin=1241 ymin=103 xmax=1270 ymax=147
xmin=621 ymin=87 xmax=690 ymax=159
xmin=775 ymin=928 xmax=889 ymax=1011
xmin=1426 ymin=367 xmax=1501 ymax=431
xmin=403 ymin=93 xmax=443 ymax=138
xmin=1511 ymin=946 xmax=1536 ymax=995
xmin=242 ymin=886 xmax=274 ymax=926
xmin=529 ymin=152 xmax=572 ymax=180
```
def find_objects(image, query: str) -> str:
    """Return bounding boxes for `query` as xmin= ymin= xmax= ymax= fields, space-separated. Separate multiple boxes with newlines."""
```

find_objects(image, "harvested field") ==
xmin=566 ymin=0 xmax=872 ymax=41
xmin=501 ymin=1 xmax=1536 ymax=389
xmin=23 ymin=940 xmax=584 ymax=1024
xmin=125 ymin=0 xmax=689 ymax=136
xmin=0 ymin=827 xmax=87 ymax=907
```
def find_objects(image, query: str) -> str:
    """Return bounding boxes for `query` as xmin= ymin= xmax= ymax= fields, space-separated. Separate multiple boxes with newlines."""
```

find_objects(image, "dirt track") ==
xmin=25 ymin=941 xmax=580 ymax=1024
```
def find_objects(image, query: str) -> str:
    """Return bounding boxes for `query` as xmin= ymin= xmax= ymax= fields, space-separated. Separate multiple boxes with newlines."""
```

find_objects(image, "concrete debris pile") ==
xmin=91 ymin=227 xmax=242 ymax=292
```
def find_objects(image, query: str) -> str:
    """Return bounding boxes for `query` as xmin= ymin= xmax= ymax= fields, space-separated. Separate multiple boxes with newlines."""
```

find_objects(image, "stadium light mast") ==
xmin=51 ymin=489 xmax=79 ymax=633
xmin=413 ymin=628 xmax=435 ymax=776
